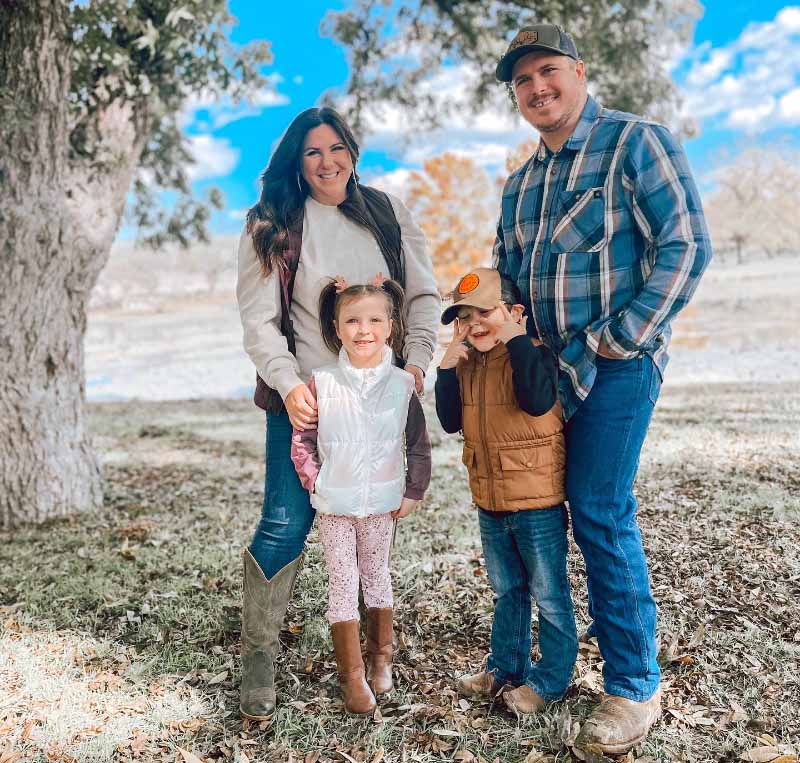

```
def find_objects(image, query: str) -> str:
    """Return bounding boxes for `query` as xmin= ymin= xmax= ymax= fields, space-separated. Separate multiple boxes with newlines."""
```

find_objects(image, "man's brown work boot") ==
xmin=575 ymin=689 xmax=662 ymax=755
xmin=503 ymin=684 xmax=547 ymax=714
xmin=456 ymin=670 xmax=503 ymax=699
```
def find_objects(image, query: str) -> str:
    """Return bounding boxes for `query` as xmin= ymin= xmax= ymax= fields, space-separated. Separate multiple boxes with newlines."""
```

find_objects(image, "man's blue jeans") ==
xmin=479 ymin=505 xmax=578 ymax=701
xmin=249 ymin=412 xmax=315 ymax=580
xmin=565 ymin=353 xmax=662 ymax=702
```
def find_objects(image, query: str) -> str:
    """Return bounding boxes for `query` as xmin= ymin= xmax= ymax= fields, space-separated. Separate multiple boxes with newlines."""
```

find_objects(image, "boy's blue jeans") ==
xmin=249 ymin=412 xmax=315 ymax=580
xmin=564 ymin=353 xmax=662 ymax=702
xmin=479 ymin=505 xmax=578 ymax=701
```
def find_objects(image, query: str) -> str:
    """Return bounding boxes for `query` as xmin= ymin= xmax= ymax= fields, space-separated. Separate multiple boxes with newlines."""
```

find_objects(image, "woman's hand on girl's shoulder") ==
xmin=392 ymin=497 xmax=418 ymax=519
xmin=285 ymin=383 xmax=318 ymax=430
xmin=404 ymin=363 xmax=425 ymax=394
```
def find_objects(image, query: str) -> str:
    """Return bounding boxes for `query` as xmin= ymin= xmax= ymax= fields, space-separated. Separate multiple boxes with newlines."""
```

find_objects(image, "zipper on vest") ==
xmin=478 ymin=353 xmax=495 ymax=507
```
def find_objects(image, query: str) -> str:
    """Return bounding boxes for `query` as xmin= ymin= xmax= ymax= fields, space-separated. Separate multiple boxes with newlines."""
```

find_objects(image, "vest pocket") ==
xmin=498 ymin=442 xmax=554 ymax=502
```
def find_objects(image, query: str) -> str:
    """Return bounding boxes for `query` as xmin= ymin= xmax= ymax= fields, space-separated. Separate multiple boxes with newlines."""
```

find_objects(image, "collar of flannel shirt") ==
xmin=534 ymin=94 xmax=602 ymax=162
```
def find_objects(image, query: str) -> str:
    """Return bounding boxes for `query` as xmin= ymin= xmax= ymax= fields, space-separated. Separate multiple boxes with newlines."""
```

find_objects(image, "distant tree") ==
xmin=404 ymin=153 xmax=497 ymax=291
xmin=704 ymin=148 xmax=800 ymax=264
xmin=504 ymin=139 xmax=539 ymax=177
xmin=0 ymin=1 xmax=271 ymax=527
xmin=325 ymin=0 xmax=702 ymax=135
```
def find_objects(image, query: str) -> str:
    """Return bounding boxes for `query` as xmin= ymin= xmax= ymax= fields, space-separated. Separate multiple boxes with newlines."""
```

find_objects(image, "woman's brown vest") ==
xmin=456 ymin=341 xmax=566 ymax=511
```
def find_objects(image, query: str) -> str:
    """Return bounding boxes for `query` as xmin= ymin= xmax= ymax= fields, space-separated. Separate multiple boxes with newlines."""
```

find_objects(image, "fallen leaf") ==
xmin=740 ymin=747 xmax=784 ymax=762
xmin=178 ymin=748 xmax=206 ymax=763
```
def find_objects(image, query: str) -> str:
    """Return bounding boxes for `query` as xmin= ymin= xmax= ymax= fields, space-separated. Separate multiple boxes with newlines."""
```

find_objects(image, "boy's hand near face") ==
xmin=487 ymin=303 xmax=528 ymax=344
xmin=439 ymin=320 xmax=471 ymax=369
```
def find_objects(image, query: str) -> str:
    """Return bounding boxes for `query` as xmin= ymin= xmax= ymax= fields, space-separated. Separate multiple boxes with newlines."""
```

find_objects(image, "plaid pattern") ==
xmin=493 ymin=96 xmax=711 ymax=420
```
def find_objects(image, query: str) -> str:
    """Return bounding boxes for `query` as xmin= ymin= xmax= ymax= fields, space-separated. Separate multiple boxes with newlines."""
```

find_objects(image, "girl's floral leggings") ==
xmin=316 ymin=512 xmax=394 ymax=624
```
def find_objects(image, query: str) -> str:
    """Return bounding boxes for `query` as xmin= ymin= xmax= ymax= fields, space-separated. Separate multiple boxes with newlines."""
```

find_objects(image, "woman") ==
xmin=235 ymin=107 xmax=440 ymax=722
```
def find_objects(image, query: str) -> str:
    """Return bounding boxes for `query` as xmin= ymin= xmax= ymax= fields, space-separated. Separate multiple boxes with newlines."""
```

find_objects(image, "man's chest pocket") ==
xmin=550 ymin=187 xmax=607 ymax=253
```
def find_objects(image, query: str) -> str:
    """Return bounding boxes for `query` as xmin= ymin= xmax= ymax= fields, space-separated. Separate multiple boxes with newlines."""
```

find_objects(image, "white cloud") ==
xmin=727 ymin=97 xmax=777 ymax=130
xmin=779 ymin=87 xmax=800 ymax=121
xmin=180 ymin=74 xmax=290 ymax=130
xmin=186 ymin=135 xmax=239 ymax=180
xmin=686 ymin=49 xmax=733 ymax=87
xmin=679 ymin=5 xmax=800 ymax=133
xmin=228 ymin=208 xmax=248 ymax=221
xmin=363 ymin=168 xmax=415 ymax=199
xmin=353 ymin=63 xmax=535 ymax=171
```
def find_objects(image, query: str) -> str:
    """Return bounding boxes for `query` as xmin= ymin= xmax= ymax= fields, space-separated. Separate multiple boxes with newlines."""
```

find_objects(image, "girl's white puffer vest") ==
xmin=311 ymin=346 xmax=414 ymax=518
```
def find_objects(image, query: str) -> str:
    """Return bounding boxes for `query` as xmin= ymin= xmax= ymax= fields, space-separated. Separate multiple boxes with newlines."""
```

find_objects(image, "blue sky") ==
xmin=176 ymin=1 xmax=800 ymax=236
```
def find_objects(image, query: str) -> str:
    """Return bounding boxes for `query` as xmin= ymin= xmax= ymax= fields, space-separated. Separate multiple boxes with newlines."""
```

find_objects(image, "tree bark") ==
xmin=0 ymin=1 xmax=143 ymax=527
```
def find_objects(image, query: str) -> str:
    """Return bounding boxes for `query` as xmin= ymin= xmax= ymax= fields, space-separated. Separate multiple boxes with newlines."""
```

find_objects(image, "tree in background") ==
xmin=404 ymin=154 xmax=497 ymax=291
xmin=0 ymin=1 xmax=271 ymax=527
xmin=325 ymin=0 xmax=702 ymax=135
xmin=504 ymin=139 xmax=539 ymax=176
xmin=703 ymin=147 xmax=800 ymax=264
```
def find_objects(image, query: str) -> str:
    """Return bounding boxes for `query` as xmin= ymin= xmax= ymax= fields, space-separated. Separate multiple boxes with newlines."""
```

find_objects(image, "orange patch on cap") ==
xmin=458 ymin=273 xmax=480 ymax=294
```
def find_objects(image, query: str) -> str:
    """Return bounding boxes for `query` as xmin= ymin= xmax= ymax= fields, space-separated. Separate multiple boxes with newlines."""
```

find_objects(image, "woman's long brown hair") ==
xmin=245 ymin=107 xmax=402 ymax=280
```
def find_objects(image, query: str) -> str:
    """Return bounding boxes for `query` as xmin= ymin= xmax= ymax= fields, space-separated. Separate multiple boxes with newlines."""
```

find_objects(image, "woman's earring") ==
xmin=296 ymin=173 xmax=303 ymax=193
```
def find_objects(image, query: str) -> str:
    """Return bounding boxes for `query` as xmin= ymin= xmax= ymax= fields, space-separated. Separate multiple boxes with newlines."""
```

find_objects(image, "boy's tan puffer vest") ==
xmin=456 ymin=340 xmax=566 ymax=511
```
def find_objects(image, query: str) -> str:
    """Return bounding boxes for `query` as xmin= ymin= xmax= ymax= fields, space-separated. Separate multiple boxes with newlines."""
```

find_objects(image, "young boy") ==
xmin=434 ymin=267 xmax=578 ymax=714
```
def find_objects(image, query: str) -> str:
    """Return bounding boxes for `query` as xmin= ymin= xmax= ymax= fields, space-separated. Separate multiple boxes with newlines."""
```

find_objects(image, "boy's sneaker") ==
xmin=456 ymin=671 xmax=503 ymax=698
xmin=503 ymin=684 xmax=546 ymax=714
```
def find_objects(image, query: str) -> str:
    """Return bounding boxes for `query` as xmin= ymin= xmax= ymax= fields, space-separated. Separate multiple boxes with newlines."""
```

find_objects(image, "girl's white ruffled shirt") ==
xmin=311 ymin=346 xmax=414 ymax=517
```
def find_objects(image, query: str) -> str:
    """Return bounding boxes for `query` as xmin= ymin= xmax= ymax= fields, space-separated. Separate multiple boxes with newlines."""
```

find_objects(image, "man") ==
xmin=489 ymin=24 xmax=711 ymax=753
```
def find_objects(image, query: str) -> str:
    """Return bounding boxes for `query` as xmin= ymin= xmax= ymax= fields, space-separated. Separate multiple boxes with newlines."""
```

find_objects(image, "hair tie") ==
xmin=371 ymin=272 xmax=387 ymax=288
xmin=334 ymin=275 xmax=349 ymax=294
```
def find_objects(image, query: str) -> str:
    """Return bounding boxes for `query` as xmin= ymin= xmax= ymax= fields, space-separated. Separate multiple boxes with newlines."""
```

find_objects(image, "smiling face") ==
xmin=455 ymin=303 xmax=523 ymax=353
xmin=301 ymin=123 xmax=355 ymax=206
xmin=335 ymin=293 xmax=393 ymax=368
xmin=512 ymin=51 xmax=587 ymax=150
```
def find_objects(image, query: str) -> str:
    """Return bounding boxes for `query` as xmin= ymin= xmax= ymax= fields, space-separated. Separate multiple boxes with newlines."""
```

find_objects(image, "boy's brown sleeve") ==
xmin=404 ymin=393 xmax=432 ymax=500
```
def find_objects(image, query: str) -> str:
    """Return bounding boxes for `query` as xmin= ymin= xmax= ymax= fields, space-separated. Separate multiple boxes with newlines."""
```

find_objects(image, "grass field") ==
xmin=2 ymin=379 xmax=799 ymax=763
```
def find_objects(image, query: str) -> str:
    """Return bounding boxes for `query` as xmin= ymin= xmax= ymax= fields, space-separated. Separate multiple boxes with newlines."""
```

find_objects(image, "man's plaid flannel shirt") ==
xmin=493 ymin=96 xmax=712 ymax=420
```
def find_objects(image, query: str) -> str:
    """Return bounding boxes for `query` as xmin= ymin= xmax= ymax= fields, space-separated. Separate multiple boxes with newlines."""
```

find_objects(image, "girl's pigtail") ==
xmin=381 ymin=279 xmax=407 ymax=359
xmin=318 ymin=279 xmax=342 ymax=355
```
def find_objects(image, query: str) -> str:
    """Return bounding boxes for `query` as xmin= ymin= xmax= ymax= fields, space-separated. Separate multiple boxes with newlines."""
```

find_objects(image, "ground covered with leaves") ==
xmin=1 ymin=382 xmax=799 ymax=763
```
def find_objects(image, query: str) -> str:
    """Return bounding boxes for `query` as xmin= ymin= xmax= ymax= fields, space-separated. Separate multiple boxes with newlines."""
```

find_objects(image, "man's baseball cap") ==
xmin=441 ymin=268 xmax=504 ymax=325
xmin=496 ymin=24 xmax=579 ymax=82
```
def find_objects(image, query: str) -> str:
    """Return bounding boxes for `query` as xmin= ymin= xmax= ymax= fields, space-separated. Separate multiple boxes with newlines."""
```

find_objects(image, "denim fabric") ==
xmin=479 ymin=505 xmax=578 ymax=701
xmin=249 ymin=412 xmax=315 ymax=579
xmin=565 ymin=353 xmax=662 ymax=701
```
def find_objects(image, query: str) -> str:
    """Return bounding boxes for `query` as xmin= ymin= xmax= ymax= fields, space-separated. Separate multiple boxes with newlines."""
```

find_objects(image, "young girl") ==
xmin=290 ymin=276 xmax=432 ymax=715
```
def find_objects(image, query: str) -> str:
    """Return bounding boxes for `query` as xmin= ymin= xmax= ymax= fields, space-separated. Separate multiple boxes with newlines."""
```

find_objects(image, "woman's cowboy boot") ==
xmin=239 ymin=548 xmax=302 ymax=722
xmin=365 ymin=607 xmax=394 ymax=695
xmin=331 ymin=619 xmax=376 ymax=715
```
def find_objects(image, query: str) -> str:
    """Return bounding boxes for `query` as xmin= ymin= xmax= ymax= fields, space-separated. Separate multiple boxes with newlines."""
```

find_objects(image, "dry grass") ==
xmin=1 ymin=383 xmax=799 ymax=763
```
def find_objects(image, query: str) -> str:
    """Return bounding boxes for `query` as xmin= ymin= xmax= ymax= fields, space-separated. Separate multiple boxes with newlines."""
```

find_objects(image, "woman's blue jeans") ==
xmin=479 ymin=505 xmax=578 ymax=701
xmin=249 ymin=412 xmax=315 ymax=580
xmin=565 ymin=353 xmax=662 ymax=702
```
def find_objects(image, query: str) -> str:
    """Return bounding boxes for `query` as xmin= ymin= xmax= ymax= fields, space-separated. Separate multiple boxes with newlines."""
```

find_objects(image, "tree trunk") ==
xmin=0 ymin=1 xmax=142 ymax=528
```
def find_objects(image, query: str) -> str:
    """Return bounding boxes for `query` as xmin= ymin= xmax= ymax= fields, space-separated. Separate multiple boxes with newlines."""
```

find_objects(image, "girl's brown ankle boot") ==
xmin=331 ymin=619 xmax=376 ymax=715
xmin=365 ymin=607 xmax=394 ymax=695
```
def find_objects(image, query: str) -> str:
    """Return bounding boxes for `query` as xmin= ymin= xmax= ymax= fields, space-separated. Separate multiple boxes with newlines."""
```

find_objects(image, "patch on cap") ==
xmin=458 ymin=273 xmax=480 ymax=294
xmin=510 ymin=30 xmax=538 ymax=50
